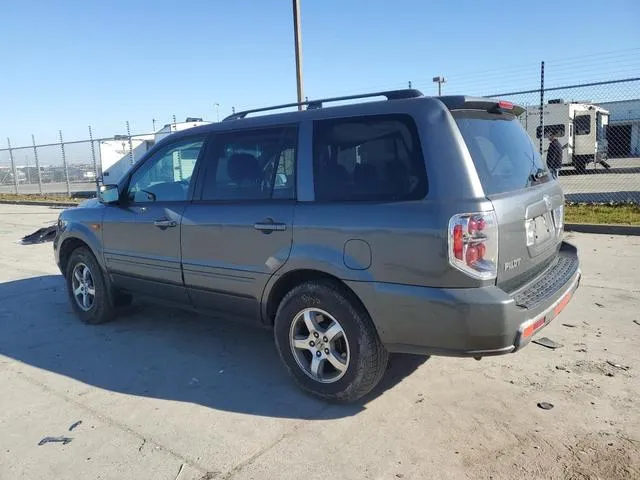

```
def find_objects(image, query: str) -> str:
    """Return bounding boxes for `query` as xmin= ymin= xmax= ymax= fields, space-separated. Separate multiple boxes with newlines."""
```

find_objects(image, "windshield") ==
xmin=453 ymin=111 xmax=548 ymax=195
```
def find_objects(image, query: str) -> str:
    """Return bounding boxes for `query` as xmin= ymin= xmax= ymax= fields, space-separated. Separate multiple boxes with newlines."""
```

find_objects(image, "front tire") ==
xmin=274 ymin=280 xmax=388 ymax=403
xmin=65 ymin=247 xmax=116 ymax=324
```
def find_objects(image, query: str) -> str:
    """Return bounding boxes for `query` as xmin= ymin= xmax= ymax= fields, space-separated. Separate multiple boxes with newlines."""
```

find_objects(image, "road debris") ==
xmin=561 ymin=323 xmax=577 ymax=328
xmin=537 ymin=402 xmax=554 ymax=410
xmin=606 ymin=360 xmax=630 ymax=371
xmin=174 ymin=463 xmax=185 ymax=480
xmin=68 ymin=420 xmax=82 ymax=432
xmin=595 ymin=302 xmax=605 ymax=308
xmin=38 ymin=436 xmax=73 ymax=446
xmin=633 ymin=320 xmax=640 ymax=327
xmin=20 ymin=225 xmax=58 ymax=245
xmin=532 ymin=337 xmax=563 ymax=349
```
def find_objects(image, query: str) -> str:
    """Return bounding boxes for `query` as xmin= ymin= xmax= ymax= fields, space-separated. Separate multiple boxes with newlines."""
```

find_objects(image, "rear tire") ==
xmin=65 ymin=247 xmax=116 ymax=324
xmin=274 ymin=280 xmax=388 ymax=403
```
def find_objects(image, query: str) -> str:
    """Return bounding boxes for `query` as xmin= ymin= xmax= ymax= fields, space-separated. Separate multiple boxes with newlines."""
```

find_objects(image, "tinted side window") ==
xmin=200 ymin=126 xmax=297 ymax=201
xmin=313 ymin=115 xmax=427 ymax=202
xmin=575 ymin=115 xmax=591 ymax=135
xmin=127 ymin=137 xmax=205 ymax=203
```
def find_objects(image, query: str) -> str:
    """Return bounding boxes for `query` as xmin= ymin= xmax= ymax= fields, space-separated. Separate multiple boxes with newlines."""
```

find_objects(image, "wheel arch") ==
xmin=262 ymin=268 xmax=370 ymax=326
xmin=58 ymin=236 xmax=101 ymax=276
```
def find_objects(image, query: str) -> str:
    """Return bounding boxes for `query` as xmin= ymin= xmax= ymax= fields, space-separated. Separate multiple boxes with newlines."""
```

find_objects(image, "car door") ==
xmin=181 ymin=125 xmax=297 ymax=321
xmin=102 ymin=134 xmax=208 ymax=303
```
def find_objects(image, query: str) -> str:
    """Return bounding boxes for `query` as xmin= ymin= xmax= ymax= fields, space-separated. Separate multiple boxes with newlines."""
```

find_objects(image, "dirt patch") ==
xmin=463 ymin=431 xmax=639 ymax=480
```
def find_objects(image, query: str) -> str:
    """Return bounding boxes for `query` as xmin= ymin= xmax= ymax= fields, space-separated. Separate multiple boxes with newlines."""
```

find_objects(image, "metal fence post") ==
xmin=126 ymin=121 xmax=134 ymax=165
xmin=6 ymin=138 xmax=18 ymax=194
xmin=88 ymin=126 xmax=99 ymax=191
xmin=32 ymin=134 xmax=43 ymax=195
xmin=59 ymin=130 xmax=71 ymax=196
xmin=539 ymin=61 xmax=545 ymax=155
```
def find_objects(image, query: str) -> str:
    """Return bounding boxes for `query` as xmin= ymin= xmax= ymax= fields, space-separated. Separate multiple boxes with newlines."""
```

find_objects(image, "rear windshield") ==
xmin=453 ymin=111 xmax=547 ymax=195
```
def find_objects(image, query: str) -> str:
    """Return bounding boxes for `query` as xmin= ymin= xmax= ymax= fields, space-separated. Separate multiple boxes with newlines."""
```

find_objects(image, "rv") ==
xmin=523 ymin=100 xmax=609 ymax=174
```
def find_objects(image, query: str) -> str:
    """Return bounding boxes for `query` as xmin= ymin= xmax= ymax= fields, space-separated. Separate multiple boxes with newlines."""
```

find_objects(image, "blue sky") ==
xmin=1 ymin=0 xmax=638 ymax=146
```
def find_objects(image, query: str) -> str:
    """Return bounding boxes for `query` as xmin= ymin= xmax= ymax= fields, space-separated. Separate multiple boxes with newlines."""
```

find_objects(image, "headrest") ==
xmin=228 ymin=153 xmax=261 ymax=183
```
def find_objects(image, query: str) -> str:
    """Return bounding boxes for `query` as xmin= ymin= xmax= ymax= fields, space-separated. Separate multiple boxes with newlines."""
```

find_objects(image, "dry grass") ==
xmin=565 ymin=204 xmax=640 ymax=225
xmin=0 ymin=193 xmax=81 ymax=204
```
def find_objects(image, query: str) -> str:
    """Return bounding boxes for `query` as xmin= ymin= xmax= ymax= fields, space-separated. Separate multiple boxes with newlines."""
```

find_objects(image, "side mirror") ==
xmin=275 ymin=173 xmax=288 ymax=187
xmin=99 ymin=184 xmax=120 ymax=204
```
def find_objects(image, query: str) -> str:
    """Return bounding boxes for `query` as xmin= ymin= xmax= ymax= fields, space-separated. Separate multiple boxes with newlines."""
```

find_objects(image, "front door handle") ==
xmin=254 ymin=218 xmax=287 ymax=233
xmin=153 ymin=219 xmax=177 ymax=228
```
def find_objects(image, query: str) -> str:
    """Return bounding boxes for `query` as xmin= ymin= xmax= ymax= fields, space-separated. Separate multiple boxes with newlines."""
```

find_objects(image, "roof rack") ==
xmin=223 ymin=89 xmax=424 ymax=121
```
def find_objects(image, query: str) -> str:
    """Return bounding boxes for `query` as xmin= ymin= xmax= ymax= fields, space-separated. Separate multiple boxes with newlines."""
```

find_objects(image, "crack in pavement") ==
xmin=5 ymin=362 xmax=211 ymax=476
xmin=221 ymin=404 xmax=337 ymax=480
xmin=580 ymin=282 xmax=640 ymax=294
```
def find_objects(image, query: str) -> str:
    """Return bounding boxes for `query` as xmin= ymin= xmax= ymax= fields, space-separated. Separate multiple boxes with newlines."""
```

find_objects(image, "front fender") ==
xmin=54 ymin=209 xmax=106 ymax=272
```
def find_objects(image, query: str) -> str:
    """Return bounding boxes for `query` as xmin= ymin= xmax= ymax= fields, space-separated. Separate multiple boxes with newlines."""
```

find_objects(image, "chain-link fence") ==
xmin=485 ymin=75 xmax=640 ymax=204
xmin=0 ymin=130 xmax=161 ymax=196
xmin=1 ymin=67 xmax=639 ymax=204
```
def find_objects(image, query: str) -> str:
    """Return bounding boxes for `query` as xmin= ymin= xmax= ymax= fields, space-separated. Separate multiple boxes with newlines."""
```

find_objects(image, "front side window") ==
xmin=312 ymin=115 xmax=427 ymax=202
xmin=127 ymin=137 xmax=205 ymax=202
xmin=574 ymin=115 xmax=591 ymax=135
xmin=200 ymin=126 xmax=297 ymax=201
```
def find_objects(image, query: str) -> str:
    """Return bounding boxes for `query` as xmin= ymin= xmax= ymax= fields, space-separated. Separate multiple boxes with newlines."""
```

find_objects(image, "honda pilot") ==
xmin=54 ymin=90 xmax=580 ymax=402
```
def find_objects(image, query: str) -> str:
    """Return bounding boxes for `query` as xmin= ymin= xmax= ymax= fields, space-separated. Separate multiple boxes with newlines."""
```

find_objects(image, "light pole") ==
xmin=214 ymin=103 xmax=220 ymax=122
xmin=292 ymin=0 xmax=304 ymax=109
xmin=433 ymin=76 xmax=446 ymax=96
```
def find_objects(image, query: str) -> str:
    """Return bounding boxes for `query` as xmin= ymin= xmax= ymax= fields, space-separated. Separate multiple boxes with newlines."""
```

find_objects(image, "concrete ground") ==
xmin=0 ymin=205 xmax=638 ymax=480
xmin=560 ymin=157 xmax=640 ymax=203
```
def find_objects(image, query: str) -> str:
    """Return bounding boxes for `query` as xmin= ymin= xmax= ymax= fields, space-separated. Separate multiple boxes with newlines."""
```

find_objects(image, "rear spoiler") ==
xmin=438 ymin=96 xmax=525 ymax=116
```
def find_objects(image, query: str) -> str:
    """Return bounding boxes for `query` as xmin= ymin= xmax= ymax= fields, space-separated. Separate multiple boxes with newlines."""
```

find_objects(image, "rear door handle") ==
xmin=254 ymin=219 xmax=287 ymax=233
xmin=153 ymin=219 xmax=177 ymax=228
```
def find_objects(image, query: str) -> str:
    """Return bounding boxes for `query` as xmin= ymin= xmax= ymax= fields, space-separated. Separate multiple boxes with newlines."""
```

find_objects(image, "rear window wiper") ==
xmin=528 ymin=168 xmax=548 ymax=186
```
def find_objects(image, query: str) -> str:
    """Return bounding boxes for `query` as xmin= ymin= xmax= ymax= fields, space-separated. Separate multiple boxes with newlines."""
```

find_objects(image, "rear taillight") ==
xmin=553 ymin=204 xmax=564 ymax=233
xmin=448 ymin=211 xmax=498 ymax=280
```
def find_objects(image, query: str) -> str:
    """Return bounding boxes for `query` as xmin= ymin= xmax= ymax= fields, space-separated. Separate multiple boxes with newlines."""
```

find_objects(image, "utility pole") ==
xmin=292 ymin=0 xmax=304 ymax=109
xmin=433 ymin=76 xmax=446 ymax=96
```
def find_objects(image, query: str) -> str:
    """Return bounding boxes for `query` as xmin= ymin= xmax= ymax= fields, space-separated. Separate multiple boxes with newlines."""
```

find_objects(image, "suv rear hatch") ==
xmin=444 ymin=97 xmax=565 ymax=293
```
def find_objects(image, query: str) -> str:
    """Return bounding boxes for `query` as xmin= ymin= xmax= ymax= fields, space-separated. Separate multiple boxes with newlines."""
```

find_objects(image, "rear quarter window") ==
xmin=312 ymin=114 xmax=427 ymax=202
xmin=454 ymin=111 xmax=547 ymax=195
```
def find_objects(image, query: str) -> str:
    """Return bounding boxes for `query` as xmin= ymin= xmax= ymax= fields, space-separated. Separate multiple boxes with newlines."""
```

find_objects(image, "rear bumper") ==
xmin=348 ymin=241 xmax=580 ymax=357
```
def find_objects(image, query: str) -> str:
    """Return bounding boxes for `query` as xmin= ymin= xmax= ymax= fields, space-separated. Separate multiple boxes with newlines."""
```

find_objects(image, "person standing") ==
xmin=546 ymin=132 xmax=563 ymax=180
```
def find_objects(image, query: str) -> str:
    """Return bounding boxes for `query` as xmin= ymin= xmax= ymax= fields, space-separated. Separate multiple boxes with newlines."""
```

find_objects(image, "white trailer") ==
xmin=523 ymin=100 xmax=609 ymax=173
xmin=99 ymin=119 xmax=210 ymax=184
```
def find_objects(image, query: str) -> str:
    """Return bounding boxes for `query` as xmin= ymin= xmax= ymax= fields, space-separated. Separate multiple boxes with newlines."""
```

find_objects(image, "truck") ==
xmin=523 ymin=100 xmax=609 ymax=174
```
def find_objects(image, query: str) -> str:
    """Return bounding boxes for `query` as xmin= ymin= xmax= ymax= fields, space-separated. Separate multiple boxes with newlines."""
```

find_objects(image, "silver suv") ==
xmin=54 ymin=90 xmax=580 ymax=402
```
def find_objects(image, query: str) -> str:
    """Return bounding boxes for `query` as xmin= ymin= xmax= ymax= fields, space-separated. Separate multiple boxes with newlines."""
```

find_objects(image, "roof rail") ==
xmin=223 ymin=89 xmax=424 ymax=121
